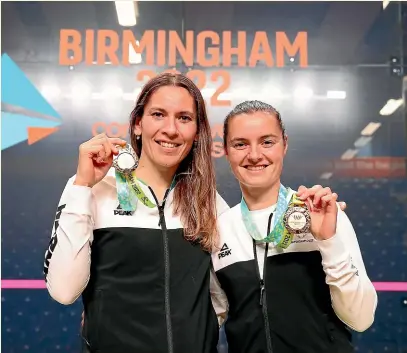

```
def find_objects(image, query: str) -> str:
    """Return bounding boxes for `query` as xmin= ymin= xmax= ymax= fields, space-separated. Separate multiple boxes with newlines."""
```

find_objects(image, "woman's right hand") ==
xmin=74 ymin=133 xmax=127 ymax=188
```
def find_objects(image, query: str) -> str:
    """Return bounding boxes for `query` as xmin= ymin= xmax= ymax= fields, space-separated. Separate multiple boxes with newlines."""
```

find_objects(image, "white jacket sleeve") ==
xmin=43 ymin=176 xmax=95 ymax=305
xmin=210 ymin=267 xmax=229 ymax=326
xmin=315 ymin=206 xmax=378 ymax=332
xmin=211 ymin=191 xmax=230 ymax=326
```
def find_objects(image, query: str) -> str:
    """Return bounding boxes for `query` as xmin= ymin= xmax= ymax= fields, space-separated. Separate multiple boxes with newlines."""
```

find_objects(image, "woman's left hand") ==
xmin=296 ymin=185 xmax=345 ymax=240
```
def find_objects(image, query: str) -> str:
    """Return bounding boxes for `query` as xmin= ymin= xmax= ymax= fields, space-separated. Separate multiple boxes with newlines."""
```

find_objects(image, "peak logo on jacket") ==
xmin=218 ymin=243 xmax=232 ymax=259
xmin=114 ymin=204 xmax=134 ymax=216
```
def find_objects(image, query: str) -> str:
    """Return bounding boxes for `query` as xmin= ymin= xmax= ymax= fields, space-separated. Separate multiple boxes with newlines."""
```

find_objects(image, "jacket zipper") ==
xmin=149 ymin=187 xmax=173 ymax=353
xmin=253 ymin=212 xmax=274 ymax=353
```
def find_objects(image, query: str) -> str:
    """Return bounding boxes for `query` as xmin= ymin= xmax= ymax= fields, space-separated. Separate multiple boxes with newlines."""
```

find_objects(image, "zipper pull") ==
xmin=157 ymin=204 xmax=164 ymax=227
xmin=259 ymin=279 xmax=265 ymax=306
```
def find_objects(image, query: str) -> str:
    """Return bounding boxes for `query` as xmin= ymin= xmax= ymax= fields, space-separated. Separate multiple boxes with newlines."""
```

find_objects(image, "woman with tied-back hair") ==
xmin=43 ymin=73 xmax=230 ymax=353
xmin=212 ymin=100 xmax=377 ymax=353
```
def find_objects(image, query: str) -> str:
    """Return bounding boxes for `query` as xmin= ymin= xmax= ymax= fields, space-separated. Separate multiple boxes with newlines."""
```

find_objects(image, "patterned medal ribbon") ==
xmin=240 ymin=184 xmax=296 ymax=249
xmin=113 ymin=144 xmax=177 ymax=212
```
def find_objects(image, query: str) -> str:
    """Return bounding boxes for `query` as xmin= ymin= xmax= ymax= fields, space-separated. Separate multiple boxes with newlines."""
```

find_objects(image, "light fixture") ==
xmin=114 ymin=1 xmax=138 ymax=27
xmin=361 ymin=122 xmax=381 ymax=136
xmin=379 ymin=98 xmax=403 ymax=116
xmin=102 ymin=86 xmax=124 ymax=99
xmin=341 ymin=149 xmax=358 ymax=160
xmin=294 ymin=86 xmax=313 ymax=100
xmin=327 ymin=90 xmax=346 ymax=99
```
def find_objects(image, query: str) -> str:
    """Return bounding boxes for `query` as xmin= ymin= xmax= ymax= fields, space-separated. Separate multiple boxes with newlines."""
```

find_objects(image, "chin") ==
xmin=237 ymin=172 xmax=276 ymax=190
xmin=156 ymin=156 xmax=184 ymax=169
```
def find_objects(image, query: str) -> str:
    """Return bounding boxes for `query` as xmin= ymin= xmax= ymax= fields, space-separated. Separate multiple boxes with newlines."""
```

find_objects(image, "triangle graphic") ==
xmin=1 ymin=53 xmax=61 ymax=119
xmin=1 ymin=112 xmax=61 ymax=150
xmin=27 ymin=127 xmax=59 ymax=145
xmin=220 ymin=243 xmax=229 ymax=251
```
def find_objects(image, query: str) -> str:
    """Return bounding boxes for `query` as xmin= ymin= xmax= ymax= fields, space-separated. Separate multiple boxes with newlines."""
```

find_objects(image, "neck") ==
xmin=136 ymin=154 xmax=177 ymax=201
xmin=241 ymin=180 xmax=281 ymax=211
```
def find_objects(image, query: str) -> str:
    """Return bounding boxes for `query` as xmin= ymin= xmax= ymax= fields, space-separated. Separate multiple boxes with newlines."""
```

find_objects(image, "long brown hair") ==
xmin=129 ymin=73 xmax=218 ymax=252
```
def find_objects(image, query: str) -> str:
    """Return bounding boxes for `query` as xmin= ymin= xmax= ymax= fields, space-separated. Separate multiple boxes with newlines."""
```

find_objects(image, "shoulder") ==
xmin=218 ymin=203 xmax=240 ymax=223
xmin=215 ymin=191 xmax=230 ymax=217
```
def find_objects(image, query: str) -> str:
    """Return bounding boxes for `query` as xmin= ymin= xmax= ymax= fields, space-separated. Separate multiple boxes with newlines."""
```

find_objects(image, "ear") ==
xmin=134 ymin=116 xmax=142 ymax=137
xmin=283 ymin=135 xmax=288 ymax=156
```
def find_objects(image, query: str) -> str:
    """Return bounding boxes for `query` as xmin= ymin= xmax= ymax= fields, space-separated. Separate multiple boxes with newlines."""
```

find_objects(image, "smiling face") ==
xmin=134 ymin=85 xmax=198 ymax=172
xmin=225 ymin=111 xmax=288 ymax=191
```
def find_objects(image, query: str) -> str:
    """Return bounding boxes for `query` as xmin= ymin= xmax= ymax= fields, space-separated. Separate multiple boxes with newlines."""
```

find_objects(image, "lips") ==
xmin=155 ymin=140 xmax=181 ymax=148
xmin=244 ymin=165 xmax=269 ymax=171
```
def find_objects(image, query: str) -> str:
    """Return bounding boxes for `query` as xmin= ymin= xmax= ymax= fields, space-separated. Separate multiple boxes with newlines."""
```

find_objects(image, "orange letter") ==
xmin=186 ymin=70 xmax=206 ymax=90
xmin=92 ymin=121 xmax=107 ymax=136
xmin=168 ymin=30 xmax=194 ymax=67
xmin=249 ymin=32 xmax=273 ymax=67
xmin=107 ymin=122 xmax=128 ymax=138
xmin=276 ymin=32 xmax=308 ymax=68
xmin=210 ymin=71 xmax=231 ymax=107
xmin=59 ymin=29 xmax=82 ymax=65
xmin=156 ymin=30 xmax=167 ymax=66
xmin=197 ymin=31 xmax=220 ymax=67
xmin=123 ymin=30 xmax=155 ymax=66
xmin=136 ymin=70 xmax=156 ymax=85
xmin=97 ymin=30 xmax=119 ymax=65
xmin=85 ymin=30 xmax=95 ymax=65
xmin=222 ymin=31 xmax=246 ymax=67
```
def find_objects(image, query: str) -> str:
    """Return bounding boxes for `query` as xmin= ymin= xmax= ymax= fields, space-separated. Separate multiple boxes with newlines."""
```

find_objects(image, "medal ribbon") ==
xmin=115 ymin=169 xmax=177 ymax=212
xmin=240 ymin=184 xmax=296 ymax=249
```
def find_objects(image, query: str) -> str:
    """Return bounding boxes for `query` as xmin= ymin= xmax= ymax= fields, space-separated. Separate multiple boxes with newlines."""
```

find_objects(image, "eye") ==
xmin=263 ymin=140 xmax=276 ymax=147
xmin=178 ymin=115 xmax=192 ymax=122
xmin=152 ymin=111 xmax=164 ymax=118
xmin=232 ymin=142 xmax=247 ymax=149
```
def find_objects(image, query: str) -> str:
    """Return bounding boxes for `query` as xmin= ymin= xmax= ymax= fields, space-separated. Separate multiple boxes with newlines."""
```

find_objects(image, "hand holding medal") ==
xmin=296 ymin=185 xmax=346 ymax=241
xmin=74 ymin=133 xmax=127 ymax=188
xmin=241 ymin=183 xmax=347 ymax=249
xmin=112 ymin=142 xmax=157 ymax=211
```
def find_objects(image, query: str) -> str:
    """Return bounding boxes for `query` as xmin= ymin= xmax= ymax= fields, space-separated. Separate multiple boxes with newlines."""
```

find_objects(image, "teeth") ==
xmin=159 ymin=141 xmax=178 ymax=148
xmin=246 ymin=166 xmax=266 ymax=171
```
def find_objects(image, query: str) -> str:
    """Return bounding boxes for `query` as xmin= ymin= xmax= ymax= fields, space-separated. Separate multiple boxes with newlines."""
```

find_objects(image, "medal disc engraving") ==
xmin=283 ymin=206 xmax=311 ymax=235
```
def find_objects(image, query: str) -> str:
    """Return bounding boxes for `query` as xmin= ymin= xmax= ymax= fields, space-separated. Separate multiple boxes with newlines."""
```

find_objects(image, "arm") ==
xmin=210 ymin=267 xmax=229 ymax=327
xmin=315 ymin=207 xmax=377 ymax=332
xmin=211 ymin=191 xmax=230 ymax=325
xmin=43 ymin=176 xmax=95 ymax=305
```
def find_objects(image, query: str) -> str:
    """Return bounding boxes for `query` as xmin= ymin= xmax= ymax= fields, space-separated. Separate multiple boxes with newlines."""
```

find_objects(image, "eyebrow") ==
xmin=149 ymin=107 xmax=195 ymax=116
xmin=230 ymin=134 xmax=279 ymax=142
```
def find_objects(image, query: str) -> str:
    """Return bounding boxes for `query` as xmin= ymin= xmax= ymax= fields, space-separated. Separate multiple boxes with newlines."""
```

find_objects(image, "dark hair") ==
xmin=129 ymin=73 xmax=218 ymax=252
xmin=223 ymin=100 xmax=286 ymax=148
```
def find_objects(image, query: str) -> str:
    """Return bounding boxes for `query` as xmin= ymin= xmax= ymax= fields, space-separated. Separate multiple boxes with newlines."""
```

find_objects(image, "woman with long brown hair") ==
xmin=43 ymin=73 xmax=229 ymax=353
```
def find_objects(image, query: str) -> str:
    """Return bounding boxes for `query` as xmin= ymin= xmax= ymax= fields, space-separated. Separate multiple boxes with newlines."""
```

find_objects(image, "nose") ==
xmin=247 ymin=145 xmax=263 ymax=163
xmin=162 ymin=116 xmax=178 ymax=138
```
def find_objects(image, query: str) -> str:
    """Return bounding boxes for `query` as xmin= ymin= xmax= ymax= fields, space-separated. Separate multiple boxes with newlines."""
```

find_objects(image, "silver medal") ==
xmin=112 ymin=144 xmax=138 ymax=175
xmin=283 ymin=206 xmax=311 ymax=235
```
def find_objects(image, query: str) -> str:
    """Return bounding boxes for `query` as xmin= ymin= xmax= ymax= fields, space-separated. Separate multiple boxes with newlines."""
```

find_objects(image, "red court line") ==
xmin=1 ymin=280 xmax=407 ymax=291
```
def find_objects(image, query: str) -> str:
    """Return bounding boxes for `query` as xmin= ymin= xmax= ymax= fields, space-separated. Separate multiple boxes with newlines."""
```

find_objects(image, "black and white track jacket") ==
xmin=43 ymin=168 xmax=229 ymax=353
xmin=212 ymin=201 xmax=378 ymax=353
